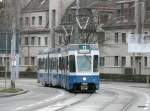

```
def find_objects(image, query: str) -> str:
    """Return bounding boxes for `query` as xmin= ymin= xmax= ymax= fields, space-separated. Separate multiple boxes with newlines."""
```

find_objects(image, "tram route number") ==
xmin=79 ymin=45 xmax=90 ymax=54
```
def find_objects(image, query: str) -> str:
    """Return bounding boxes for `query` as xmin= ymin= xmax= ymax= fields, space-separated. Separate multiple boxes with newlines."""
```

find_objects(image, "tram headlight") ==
xmin=83 ymin=77 xmax=86 ymax=81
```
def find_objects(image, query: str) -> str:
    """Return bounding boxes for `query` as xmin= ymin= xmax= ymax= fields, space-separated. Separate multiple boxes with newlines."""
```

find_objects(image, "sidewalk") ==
xmin=0 ymin=89 xmax=28 ymax=98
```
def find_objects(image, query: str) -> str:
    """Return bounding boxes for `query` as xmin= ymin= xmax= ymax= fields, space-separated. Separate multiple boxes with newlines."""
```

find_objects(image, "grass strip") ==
xmin=0 ymin=88 xmax=23 ymax=93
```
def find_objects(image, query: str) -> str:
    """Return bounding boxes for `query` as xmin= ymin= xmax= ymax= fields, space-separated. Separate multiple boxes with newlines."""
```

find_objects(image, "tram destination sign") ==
xmin=78 ymin=45 xmax=90 ymax=54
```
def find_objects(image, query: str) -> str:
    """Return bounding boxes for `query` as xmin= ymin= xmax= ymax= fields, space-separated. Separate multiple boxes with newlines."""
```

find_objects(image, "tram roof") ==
xmin=39 ymin=44 xmax=99 ymax=54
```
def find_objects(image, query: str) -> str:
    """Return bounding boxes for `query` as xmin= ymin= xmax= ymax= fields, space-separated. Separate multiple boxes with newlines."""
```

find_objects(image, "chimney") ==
xmin=135 ymin=0 xmax=145 ymax=34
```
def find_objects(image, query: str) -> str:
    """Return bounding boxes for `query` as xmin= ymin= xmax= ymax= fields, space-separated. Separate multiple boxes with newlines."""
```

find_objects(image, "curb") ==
xmin=0 ymin=90 xmax=28 ymax=98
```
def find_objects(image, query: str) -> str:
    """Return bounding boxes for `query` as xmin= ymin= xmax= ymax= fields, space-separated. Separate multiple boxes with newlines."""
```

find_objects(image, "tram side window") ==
xmin=65 ymin=56 xmax=68 ymax=71
xmin=52 ymin=58 xmax=54 ymax=70
xmin=69 ymin=55 xmax=76 ymax=72
xmin=49 ymin=58 xmax=52 ymax=72
xmin=59 ymin=57 xmax=62 ymax=71
xmin=59 ymin=57 xmax=61 ymax=70
xmin=62 ymin=57 xmax=65 ymax=72
xmin=93 ymin=55 xmax=98 ymax=72
xmin=54 ymin=58 xmax=57 ymax=70
xmin=38 ymin=58 xmax=41 ymax=69
xmin=41 ymin=58 xmax=43 ymax=69
xmin=56 ymin=58 xmax=58 ymax=72
xmin=43 ymin=58 xmax=45 ymax=70
xmin=45 ymin=58 xmax=48 ymax=71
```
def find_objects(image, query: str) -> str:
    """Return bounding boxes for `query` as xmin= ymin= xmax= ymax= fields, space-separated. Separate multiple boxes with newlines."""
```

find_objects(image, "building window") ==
xmin=38 ymin=37 xmax=41 ymax=46
xmin=121 ymin=57 xmax=126 ymax=66
xmin=131 ymin=57 xmax=133 ymax=66
xmin=145 ymin=32 xmax=148 ymax=35
xmin=39 ymin=16 xmax=42 ymax=25
xmin=100 ymin=57 xmax=105 ymax=66
xmin=25 ymin=57 xmax=29 ymax=65
xmin=20 ymin=17 xmax=23 ymax=27
xmin=0 ymin=57 xmax=2 ymax=65
xmin=31 ymin=57 xmax=35 ymax=65
xmin=144 ymin=57 xmax=147 ymax=67
xmin=31 ymin=37 xmax=35 ymax=45
xmin=115 ymin=32 xmax=119 ymax=43
xmin=19 ymin=57 xmax=21 ymax=65
xmin=122 ymin=33 xmax=126 ymax=43
xmin=114 ymin=56 xmax=118 ymax=66
xmin=25 ymin=37 xmax=29 ymax=45
xmin=59 ymin=36 xmax=62 ymax=45
xmin=25 ymin=17 xmax=29 ymax=26
xmin=4 ymin=57 xmax=9 ymax=66
xmin=45 ymin=37 xmax=48 ymax=45
xmin=32 ymin=16 xmax=35 ymax=25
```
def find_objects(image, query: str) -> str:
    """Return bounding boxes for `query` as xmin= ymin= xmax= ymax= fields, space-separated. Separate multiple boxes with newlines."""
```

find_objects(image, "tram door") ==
xmin=135 ymin=57 xmax=142 ymax=74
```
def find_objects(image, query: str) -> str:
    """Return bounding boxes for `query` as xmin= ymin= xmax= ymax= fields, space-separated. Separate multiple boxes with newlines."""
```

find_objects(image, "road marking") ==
xmin=15 ymin=90 xmax=65 ymax=111
xmin=26 ymin=104 xmax=35 ymax=107
xmin=44 ymin=99 xmax=51 ymax=102
xmin=103 ymin=84 xmax=150 ymax=111
xmin=36 ymin=95 xmax=83 ymax=111
xmin=16 ymin=106 xmax=26 ymax=110
xmin=144 ymin=93 xmax=150 ymax=110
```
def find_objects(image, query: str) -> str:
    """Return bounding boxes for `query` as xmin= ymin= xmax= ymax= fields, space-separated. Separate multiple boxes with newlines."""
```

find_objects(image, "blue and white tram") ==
xmin=37 ymin=44 xmax=100 ymax=92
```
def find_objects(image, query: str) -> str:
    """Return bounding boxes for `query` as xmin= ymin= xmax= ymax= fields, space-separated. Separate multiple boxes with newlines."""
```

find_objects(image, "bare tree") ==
xmin=0 ymin=0 xmax=21 ymax=88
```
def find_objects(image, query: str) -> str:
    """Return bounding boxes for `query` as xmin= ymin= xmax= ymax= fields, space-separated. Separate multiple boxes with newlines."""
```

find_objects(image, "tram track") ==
xmin=52 ymin=88 xmax=136 ymax=111
xmin=121 ymin=90 xmax=137 ymax=111
xmin=56 ymin=93 xmax=92 ymax=111
xmin=36 ymin=91 xmax=92 ymax=111
xmin=99 ymin=86 xmax=139 ymax=111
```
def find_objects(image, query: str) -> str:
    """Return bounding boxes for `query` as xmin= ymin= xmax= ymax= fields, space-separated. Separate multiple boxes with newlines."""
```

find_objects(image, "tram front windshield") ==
xmin=77 ymin=55 xmax=91 ymax=72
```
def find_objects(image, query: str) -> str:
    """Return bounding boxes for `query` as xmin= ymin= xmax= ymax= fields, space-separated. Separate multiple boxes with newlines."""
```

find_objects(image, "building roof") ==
xmin=56 ymin=0 xmax=97 ymax=33
xmin=102 ymin=0 xmax=150 ymax=30
xmin=103 ymin=18 xmax=135 ymax=30
xmin=69 ymin=0 xmax=98 ymax=9
xmin=87 ymin=0 xmax=116 ymax=11
xmin=22 ymin=0 xmax=49 ymax=13
xmin=103 ymin=17 xmax=150 ymax=30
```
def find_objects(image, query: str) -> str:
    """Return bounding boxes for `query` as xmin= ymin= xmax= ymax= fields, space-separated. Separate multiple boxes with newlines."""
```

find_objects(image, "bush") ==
xmin=101 ymin=74 xmax=150 ymax=83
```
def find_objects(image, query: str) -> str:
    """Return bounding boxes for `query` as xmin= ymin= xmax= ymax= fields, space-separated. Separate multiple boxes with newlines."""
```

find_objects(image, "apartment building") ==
xmin=20 ymin=0 xmax=50 ymax=71
xmin=20 ymin=0 xmax=74 ymax=71
xmin=100 ymin=0 xmax=150 ymax=75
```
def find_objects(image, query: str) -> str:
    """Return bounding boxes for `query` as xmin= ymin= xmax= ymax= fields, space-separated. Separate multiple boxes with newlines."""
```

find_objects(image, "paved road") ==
xmin=0 ymin=79 xmax=150 ymax=111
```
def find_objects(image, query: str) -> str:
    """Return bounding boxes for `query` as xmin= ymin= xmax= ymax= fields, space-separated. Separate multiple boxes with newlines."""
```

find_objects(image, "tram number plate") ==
xmin=81 ymin=84 xmax=88 ymax=90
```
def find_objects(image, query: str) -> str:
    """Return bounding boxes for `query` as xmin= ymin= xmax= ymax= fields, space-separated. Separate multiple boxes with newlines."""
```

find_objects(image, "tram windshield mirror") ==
xmin=77 ymin=56 xmax=91 ymax=72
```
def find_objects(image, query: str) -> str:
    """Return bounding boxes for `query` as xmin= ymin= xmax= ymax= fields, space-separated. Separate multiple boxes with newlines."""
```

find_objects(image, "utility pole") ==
xmin=5 ymin=32 xmax=8 ymax=88
xmin=11 ymin=16 xmax=17 ymax=89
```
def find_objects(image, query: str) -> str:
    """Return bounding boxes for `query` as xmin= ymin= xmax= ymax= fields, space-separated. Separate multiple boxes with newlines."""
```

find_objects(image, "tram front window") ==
xmin=77 ymin=56 xmax=91 ymax=72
